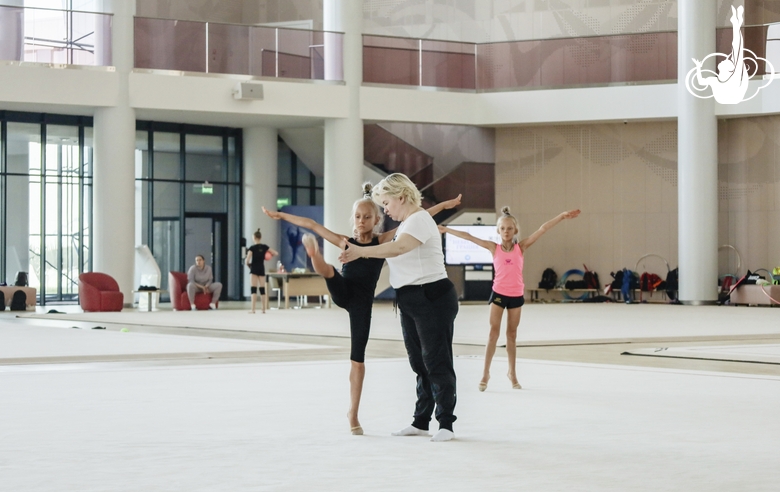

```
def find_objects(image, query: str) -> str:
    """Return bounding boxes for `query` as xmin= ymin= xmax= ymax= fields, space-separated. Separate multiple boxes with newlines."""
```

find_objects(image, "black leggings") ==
xmin=325 ymin=271 xmax=373 ymax=364
xmin=395 ymin=278 xmax=459 ymax=432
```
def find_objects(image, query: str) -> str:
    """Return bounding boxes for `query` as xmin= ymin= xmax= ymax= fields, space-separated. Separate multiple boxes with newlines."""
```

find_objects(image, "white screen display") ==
xmin=444 ymin=225 xmax=499 ymax=265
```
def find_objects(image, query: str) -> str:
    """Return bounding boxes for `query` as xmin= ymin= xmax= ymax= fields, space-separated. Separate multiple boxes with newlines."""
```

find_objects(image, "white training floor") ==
xmin=19 ymin=302 xmax=780 ymax=346
xmin=625 ymin=343 xmax=780 ymax=365
xmin=0 ymin=318 xmax=331 ymax=364
xmin=1 ymin=356 xmax=779 ymax=491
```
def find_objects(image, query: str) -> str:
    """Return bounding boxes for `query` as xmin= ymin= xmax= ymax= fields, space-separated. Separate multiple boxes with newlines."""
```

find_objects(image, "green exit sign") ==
xmin=277 ymin=197 xmax=290 ymax=208
xmin=195 ymin=183 xmax=214 ymax=194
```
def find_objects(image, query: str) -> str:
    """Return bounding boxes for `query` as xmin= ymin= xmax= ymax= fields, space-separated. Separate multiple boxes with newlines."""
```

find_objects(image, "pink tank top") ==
xmin=492 ymin=243 xmax=524 ymax=297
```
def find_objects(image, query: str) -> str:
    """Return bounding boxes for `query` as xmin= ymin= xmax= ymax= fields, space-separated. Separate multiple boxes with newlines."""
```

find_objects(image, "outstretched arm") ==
xmin=263 ymin=206 xmax=347 ymax=247
xmin=518 ymin=209 xmax=580 ymax=252
xmin=438 ymin=225 xmax=497 ymax=256
xmin=378 ymin=194 xmax=462 ymax=244
xmin=339 ymin=234 xmax=422 ymax=262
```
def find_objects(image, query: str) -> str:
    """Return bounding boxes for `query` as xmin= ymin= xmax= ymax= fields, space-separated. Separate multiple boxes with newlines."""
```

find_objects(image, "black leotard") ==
xmin=325 ymin=237 xmax=384 ymax=363
xmin=247 ymin=243 xmax=270 ymax=276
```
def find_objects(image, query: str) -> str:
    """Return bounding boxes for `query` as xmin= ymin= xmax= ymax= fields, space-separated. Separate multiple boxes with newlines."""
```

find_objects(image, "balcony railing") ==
xmin=0 ymin=5 xmax=112 ymax=66
xmin=134 ymin=17 xmax=344 ymax=81
xmin=364 ymin=24 xmax=780 ymax=91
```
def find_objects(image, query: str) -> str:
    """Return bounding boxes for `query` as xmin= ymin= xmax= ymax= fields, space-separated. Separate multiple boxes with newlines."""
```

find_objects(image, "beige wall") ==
xmin=496 ymin=122 xmax=679 ymax=288
xmin=363 ymin=0 xmax=751 ymax=43
xmin=719 ymin=116 xmax=780 ymax=277
xmin=496 ymin=116 xmax=780 ymax=288
xmin=136 ymin=0 xmax=323 ymax=27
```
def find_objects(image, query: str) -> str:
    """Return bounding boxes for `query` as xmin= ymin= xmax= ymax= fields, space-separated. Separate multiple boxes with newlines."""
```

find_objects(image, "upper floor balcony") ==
xmin=133 ymin=17 xmax=344 ymax=82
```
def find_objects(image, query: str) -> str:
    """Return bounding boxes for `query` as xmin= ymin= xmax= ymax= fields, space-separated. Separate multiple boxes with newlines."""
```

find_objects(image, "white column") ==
xmin=93 ymin=0 xmax=136 ymax=304
xmin=0 ymin=1 xmax=24 ymax=62
xmin=678 ymin=0 xmax=718 ymax=304
xmin=323 ymin=0 xmax=364 ymax=264
xmin=243 ymin=127 xmax=278 ymax=293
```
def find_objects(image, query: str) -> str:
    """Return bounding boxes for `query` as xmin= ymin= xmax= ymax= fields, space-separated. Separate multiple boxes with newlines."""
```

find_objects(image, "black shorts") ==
xmin=250 ymin=266 xmax=266 ymax=277
xmin=488 ymin=291 xmax=525 ymax=309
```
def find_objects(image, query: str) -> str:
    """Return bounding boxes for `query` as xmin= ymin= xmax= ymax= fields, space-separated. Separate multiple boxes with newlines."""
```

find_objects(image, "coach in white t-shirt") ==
xmin=339 ymin=173 xmax=459 ymax=442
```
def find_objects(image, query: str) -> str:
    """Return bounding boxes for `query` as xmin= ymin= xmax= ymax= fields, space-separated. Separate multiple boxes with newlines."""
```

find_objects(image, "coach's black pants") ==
xmin=395 ymin=278 xmax=458 ymax=431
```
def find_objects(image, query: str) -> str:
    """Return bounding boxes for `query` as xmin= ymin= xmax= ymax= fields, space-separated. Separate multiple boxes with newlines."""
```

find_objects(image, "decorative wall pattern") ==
xmin=363 ymin=0 xmax=757 ymax=43
xmin=136 ymin=0 xmax=323 ymax=28
xmin=496 ymin=122 xmax=679 ymax=288
xmin=496 ymin=115 xmax=780 ymax=287
xmin=718 ymin=115 xmax=780 ymax=276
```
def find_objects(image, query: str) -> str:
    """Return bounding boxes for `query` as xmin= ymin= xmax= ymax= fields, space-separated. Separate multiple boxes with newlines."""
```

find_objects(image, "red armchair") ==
xmin=168 ymin=271 xmax=217 ymax=311
xmin=78 ymin=272 xmax=124 ymax=312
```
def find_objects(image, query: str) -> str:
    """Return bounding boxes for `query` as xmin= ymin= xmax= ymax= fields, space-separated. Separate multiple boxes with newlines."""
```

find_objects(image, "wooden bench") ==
xmin=0 ymin=286 xmax=37 ymax=309
xmin=526 ymin=288 xmax=599 ymax=302
xmin=730 ymin=284 xmax=780 ymax=306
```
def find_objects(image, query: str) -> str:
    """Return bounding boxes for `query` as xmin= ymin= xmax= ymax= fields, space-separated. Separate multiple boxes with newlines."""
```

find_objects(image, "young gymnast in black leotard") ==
xmin=245 ymin=229 xmax=278 ymax=314
xmin=263 ymin=184 xmax=460 ymax=435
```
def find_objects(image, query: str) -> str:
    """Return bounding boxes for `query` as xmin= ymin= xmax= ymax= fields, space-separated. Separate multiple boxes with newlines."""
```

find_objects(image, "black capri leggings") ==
xmin=325 ymin=271 xmax=374 ymax=364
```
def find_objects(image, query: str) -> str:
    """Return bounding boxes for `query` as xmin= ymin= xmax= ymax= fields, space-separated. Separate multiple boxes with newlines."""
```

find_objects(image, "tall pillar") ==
xmin=323 ymin=0 xmax=364 ymax=264
xmin=243 ymin=127 xmax=278 ymax=293
xmin=678 ymin=0 xmax=718 ymax=304
xmin=93 ymin=0 xmax=136 ymax=303
xmin=0 ymin=1 xmax=23 ymax=62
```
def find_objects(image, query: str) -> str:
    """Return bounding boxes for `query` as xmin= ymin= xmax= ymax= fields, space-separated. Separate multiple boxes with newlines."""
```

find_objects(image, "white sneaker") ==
xmin=391 ymin=425 xmax=429 ymax=437
xmin=430 ymin=429 xmax=454 ymax=442
xmin=209 ymin=302 xmax=217 ymax=310
xmin=190 ymin=306 xmax=197 ymax=311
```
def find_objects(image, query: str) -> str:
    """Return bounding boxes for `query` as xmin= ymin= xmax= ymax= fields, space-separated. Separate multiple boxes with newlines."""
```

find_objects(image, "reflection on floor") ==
xmin=624 ymin=344 xmax=780 ymax=365
xmin=2 ymin=303 xmax=779 ymax=490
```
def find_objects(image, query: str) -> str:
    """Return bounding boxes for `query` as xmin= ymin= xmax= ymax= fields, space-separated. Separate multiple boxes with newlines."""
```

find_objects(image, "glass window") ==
xmin=6 ymin=123 xmax=41 ymax=175
xmin=227 ymin=136 xmax=240 ymax=183
xmin=2 ymin=115 xmax=92 ymax=302
xmin=186 ymin=134 xmax=225 ymax=182
xmin=153 ymin=182 xmax=180 ymax=217
xmin=153 ymin=132 xmax=181 ymax=180
xmin=185 ymin=182 xmax=226 ymax=213
xmin=5 ymin=175 xmax=32 ymax=285
xmin=277 ymin=145 xmax=292 ymax=185
xmin=135 ymin=131 xmax=150 ymax=179
xmin=46 ymin=125 xmax=79 ymax=175
xmin=296 ymin=188 xmax=310 ymax=206
xmin=296 ymin=160 xmax=311 ymax=186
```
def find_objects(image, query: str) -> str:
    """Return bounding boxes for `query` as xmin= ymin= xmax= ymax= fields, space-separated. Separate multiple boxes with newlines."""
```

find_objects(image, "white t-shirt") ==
xmin=387 ymin=210 xmax=447 ymax=288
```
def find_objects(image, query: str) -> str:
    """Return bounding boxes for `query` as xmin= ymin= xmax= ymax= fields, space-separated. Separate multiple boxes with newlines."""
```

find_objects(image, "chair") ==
xmin=168 ymin=271 xmax=217 ymax=311
xmin=78 ymin=272 xmax=124 ymax=312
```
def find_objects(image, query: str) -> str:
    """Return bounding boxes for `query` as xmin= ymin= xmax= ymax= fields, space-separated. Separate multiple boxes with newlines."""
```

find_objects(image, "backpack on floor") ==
xmin=0 ymin=290 xmax=5 ymax=311
xmin=665 ymin=268 xmax=679 ymax=301
xmin=583 ymin=265 xmax=600 ymax=290
xmin=538 ymin=268 xmax=558 ymax=289
xmin=10 ymin=290 xmax=26 ymax=311
xmin=621 ymin=269 xmax=639 ymax=303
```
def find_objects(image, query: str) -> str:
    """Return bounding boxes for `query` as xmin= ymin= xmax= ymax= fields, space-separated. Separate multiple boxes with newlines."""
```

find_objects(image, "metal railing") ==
xmin=133 ymin=17 xmax=344 ymax=81
xmin=0 ymin=4 xmax=112 ymax=66
xmin=363 ymin=22 xmax=780 ymax=91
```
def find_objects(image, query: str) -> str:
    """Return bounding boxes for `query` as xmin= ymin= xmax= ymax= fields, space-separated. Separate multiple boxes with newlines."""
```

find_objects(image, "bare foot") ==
xmin=249 ymin=310 xmax=255 ymax=314
xmin=302 ymin=233 xmax=319 ymax=257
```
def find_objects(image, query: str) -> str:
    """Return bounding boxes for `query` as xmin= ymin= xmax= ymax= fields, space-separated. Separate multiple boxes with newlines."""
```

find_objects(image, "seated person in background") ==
xmin=187 ymin=254 xmax=222 ymax=310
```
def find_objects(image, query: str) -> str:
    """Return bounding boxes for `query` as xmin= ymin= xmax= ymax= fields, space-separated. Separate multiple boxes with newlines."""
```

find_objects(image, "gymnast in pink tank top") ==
xmin=492 ymin=243 xmax=525 ymax=297
xmin=439 ymin=206 xmax=580 ymax=392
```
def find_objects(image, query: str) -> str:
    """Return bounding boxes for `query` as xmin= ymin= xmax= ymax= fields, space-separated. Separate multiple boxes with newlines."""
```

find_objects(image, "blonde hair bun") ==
xmin=362 ymin=182 xmax=373 ymax=198
xmin=501 ymin=206 xmax=511 ymax=215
